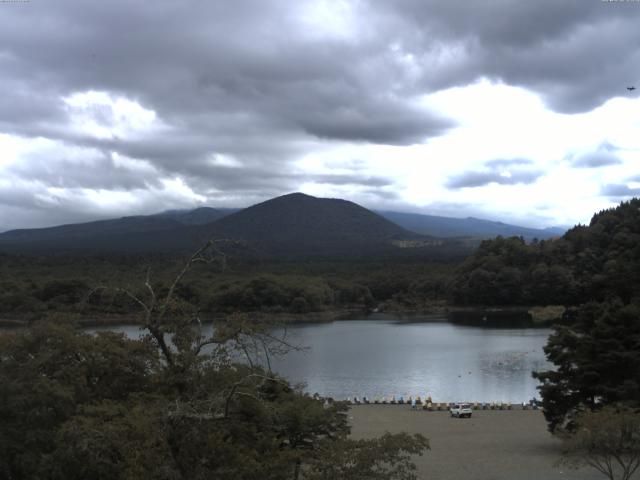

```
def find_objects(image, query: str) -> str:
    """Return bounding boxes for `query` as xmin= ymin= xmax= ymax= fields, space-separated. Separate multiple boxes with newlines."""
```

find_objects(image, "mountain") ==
xmin=203 ymin=193 xmax=436 ymax=257
xmin=376 ymin=211 xmax=566 ymax=240
xmin=0 ymin=193 xmax=448 ymax=257
xmin=0 ymin=195 xmax=566 ymax=256
xmin=0 ymin=207 xmax=237 ymax=252
xmin=153 ymin=207 xmax=238 ymax=225
xmin=0 ymin=215 xmax=184 ymax=245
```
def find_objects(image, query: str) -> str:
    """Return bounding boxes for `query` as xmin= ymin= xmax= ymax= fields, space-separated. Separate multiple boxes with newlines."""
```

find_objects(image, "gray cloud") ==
xmin=446 ymin=170 xmax=542 ymax=189
xmin=568 ymin=143 xmax=623 ymax=168
xmin=447 ymin=157 xmax=542 ymax=189
xmin=364 ymin=189 xmax=401 ymax=201
xmin=0 ymin=0 xmax=456 ymax=230
xmin=375 ymin=0 xmax=640 ymax=112
xmin=1 ymin=0 xmax=639 ymax=228
xmin=7 ymin=152 xmax=161 ymax=191
xmin=601 ymin=183 xmax=640 ymax=198
xmin=298 ymin=101 xmax=453 ymax=145
xmin=484 ymin=158 xmax=534 ymax=168
xmin=309 ymin=174 xmax=393 ymax=187
xmin=572 ymin=152 xmax=622 ymax=168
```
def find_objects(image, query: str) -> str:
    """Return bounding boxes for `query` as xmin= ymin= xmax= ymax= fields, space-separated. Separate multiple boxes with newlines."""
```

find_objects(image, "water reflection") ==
xmin=88 ymin=316 xmax=552 ymax=403
xmin=268 ymin=318 xmax=551 ymax=403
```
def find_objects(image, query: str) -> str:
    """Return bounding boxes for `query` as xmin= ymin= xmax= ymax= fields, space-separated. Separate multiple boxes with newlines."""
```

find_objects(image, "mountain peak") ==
xmin=278 ymin=192 xmax=315 ymax=200
xmin=207 ymin=193 xmax=421 ymax=257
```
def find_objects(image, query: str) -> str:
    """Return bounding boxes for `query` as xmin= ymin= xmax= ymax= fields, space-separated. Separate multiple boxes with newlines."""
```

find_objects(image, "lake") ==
xmin=89 ymin=314 xmax=552 ymax=403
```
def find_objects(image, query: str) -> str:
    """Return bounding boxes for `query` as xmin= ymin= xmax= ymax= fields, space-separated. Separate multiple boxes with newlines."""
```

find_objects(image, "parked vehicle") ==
xmin=450 ymin=403 xmax=473 ymax=418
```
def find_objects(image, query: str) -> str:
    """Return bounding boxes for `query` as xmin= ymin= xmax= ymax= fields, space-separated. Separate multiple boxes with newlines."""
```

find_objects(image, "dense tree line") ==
xmin=0 ymin=243 xmax=429 ymax=479
xmin=451 ymin=198 xmax=640 ymax=307
xmin=445 ymin=199 xmax=640 ymax=437
xmin=0 ymin=255 xmax=454 ymax=323
xmin=3 ymin=199 xmax=639 ymax=322
xmin=533 ymin=300 xmax=640 ymax=432
xmin=520 ymin=200 xmax=640 ymax=437
xmin=0 ymin=321 xmax=429 ymax=479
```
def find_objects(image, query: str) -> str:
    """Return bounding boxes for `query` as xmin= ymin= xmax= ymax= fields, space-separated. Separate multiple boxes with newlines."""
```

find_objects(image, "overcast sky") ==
xmin=1 ymin=0 xmax=640 ymax=231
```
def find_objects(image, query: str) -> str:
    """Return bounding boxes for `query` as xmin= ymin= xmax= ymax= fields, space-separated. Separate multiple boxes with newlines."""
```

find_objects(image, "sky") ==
xmin=1 ymin=0 xmax=639 ymax=231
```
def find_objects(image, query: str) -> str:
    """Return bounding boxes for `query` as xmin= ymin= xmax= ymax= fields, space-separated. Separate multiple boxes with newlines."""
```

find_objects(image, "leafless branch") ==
xmin=223 ymin=373 xmax=288 ymax=418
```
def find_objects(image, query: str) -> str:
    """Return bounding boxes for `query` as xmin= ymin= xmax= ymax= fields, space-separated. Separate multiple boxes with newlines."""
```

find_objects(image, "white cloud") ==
xmin=63 ymin=90 xmax=162 ymax=140
xmin=288 ymin=79 xmax=640 ymax=227
xmin=1 ymin=1 xmax=640 ymax=231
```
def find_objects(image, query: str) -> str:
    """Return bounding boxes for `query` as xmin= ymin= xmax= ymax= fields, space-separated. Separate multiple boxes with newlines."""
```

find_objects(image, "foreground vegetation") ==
xmin=2 ymin=199 xmax=640 ymax=478
xmin=0 ymin=253 xmax=455 ymax=325
xmin=452 ymin=198 xmax=640 ymax=307
xmin=2 ymin=200 xmax=638 ymax=327
xmin=515 ymin=200 xmax=640 ymax=478
xmin=0 ymin=244 xmax=429 ymax=479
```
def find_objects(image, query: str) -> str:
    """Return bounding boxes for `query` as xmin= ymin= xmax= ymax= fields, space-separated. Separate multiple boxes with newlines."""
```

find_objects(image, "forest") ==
xmin=1 ymin=199 xmax=640 ymax=326
xmin=451 ymin=198 xmax=640 ymax=307
xmin=0 ymin=243 xmax=432 ymax=480
xmin=1 ymin=199 xmax=640 ymax=479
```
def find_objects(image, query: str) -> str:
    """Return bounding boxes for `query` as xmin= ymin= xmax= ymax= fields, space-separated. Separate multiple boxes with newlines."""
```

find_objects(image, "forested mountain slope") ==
xmin=450 ymin=198 xmax=640 ymax=306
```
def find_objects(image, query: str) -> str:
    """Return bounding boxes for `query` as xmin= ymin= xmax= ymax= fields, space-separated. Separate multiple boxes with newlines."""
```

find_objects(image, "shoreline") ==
xmin=0 ymin=304 xmax=563 ymax=329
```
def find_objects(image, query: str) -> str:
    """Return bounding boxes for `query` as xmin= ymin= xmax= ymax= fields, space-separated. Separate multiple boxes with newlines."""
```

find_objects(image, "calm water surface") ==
xmin=90 ymin=314 xmax=552 ymax=403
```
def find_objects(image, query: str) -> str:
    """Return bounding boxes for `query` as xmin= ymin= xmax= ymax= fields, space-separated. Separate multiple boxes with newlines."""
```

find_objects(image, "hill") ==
xmin=153 ymin=207 xmax=238 ymax=225
xmin=377 ymin=210 xmax=565 ymax=240
xmin=0 ymin=215 xmax=184 ymax=245
xmin=204 ymin=193 xmax=440 ymax=257
xmin=0 ymin=193 xmax=459 ymax=258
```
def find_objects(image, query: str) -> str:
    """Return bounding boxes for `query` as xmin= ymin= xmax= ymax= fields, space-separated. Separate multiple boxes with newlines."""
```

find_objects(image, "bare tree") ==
xmin=87 ymin=239 xmax=305 ymax=418
xmin=561 ymin=406 xmax=640 ymax=480
xmin=88 ymin=240 xmax=231 ymax=367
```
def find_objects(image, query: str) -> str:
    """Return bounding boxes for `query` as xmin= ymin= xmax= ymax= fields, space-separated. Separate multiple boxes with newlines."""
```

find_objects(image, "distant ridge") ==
xmin=377 ymin=211 xmax=566 ymax=240
xmin=0 ymin=215 xmax=184 ymax=243
xmin=0 ymin=193 xmax=442 ymax=257
xmin=0 ymin=193 xmax=561 ymax=256
xmin=153 ymin=207 xmax=238 ymax=225
xmin=204 ymin=193 xmax=432 ymax=256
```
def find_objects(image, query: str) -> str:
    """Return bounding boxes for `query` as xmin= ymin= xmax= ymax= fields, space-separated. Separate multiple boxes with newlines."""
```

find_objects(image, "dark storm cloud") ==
xmin=0 ymin=0 xmax=449 ymax=147
xmin=1 ymin=0 xmax=640 ymax=228
xmin=298 ymin=101 xmax=452 ymax=144
xmin=7 ymin=152 xmax=161 ymax=190
xmin=0 ymin=0 xmax=456 ymax=230
xmin=374 ymin=0 xmax=640 ymax=112
xmin=446 ymin=170 xmax=542 ymax=189
xmin=0 ymin=184 xmax=43 ymax=210
xmin=601 ymin=184 xmax=640 ymax=198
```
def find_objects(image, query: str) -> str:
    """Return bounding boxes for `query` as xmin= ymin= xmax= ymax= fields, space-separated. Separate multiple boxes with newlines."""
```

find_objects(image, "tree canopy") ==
xmin=560 ymin=406 xmax=640 ymax=480
xmin=533 ymin=301 xmax=640 ymax=432
xmin=451 ymin=198 xmax=640 ymax=307
xmin=0 ymin=242 xmax=429 ymax=480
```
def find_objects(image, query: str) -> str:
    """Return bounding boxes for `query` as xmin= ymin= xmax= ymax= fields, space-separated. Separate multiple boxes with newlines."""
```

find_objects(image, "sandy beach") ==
xmin=349 ymin=405 xmax=604 ymax=480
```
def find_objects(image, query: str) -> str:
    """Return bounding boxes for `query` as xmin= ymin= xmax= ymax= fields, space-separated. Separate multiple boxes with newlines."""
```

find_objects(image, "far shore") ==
xmin=349 ymin=405 xmax=599 ymax=480
xmin=0 ymin=304 xmax=564 ymax=329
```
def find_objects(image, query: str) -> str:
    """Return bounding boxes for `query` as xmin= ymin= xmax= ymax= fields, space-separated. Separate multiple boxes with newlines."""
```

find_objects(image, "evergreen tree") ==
xmin=533 ymin=301 xmax=640 ymax=432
